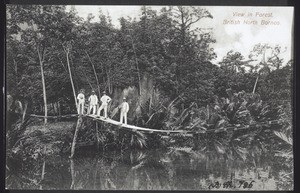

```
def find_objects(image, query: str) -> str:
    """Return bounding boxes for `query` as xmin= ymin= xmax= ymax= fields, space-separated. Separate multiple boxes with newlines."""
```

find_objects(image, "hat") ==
xmin=123 ymin=97 xmax=126 ymax=100
xmin=91 ymin=90 xmax=95 ymax=93
xmin=102 ymin=91 xmax=106 ymax=94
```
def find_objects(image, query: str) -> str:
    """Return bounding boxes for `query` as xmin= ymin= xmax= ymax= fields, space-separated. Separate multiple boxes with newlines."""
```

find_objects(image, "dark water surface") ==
xmin=6 ymin=146 xmax=292 ymax=190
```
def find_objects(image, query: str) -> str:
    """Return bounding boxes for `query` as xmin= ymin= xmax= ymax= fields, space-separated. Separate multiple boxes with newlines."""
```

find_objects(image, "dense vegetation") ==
xmin=6 ymin=5 xmax=293 ymax=190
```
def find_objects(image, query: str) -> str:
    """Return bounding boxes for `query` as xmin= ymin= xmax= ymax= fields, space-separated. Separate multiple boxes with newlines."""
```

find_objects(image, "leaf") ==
xmin=274 ymin=150 xmax=293 ymax=159
xmin=274 ymin=131 xmax=293 ymax=145
xmin=216 ymin=119 xmax=226 ymax=128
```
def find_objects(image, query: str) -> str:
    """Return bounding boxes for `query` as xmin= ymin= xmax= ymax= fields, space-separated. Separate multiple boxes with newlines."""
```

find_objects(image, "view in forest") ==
xmin=5 ymin=5 xmax=294 ymax=190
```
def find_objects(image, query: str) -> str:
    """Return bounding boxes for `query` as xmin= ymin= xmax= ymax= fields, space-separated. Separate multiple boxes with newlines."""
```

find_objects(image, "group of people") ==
xmin=76 ymin=89 xmax=129 ymax=125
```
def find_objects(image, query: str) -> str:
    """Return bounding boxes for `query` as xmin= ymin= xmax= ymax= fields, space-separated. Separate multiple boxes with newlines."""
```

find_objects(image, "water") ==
xmin=6 ymin=147 xmax=292 ymax=190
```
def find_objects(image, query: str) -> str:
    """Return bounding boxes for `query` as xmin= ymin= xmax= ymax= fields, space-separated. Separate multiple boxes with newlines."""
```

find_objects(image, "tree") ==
xmin=62 ymin=41 xmax=77 ymax=107
xmin=170 ymin=6 xmax=213 ymax=45
xmin=248 ymin=44 xmax=286 ymax=94
xmin=219 ymin=50 xmax=247 ymax=73
xmin=128 ymin=29 xmax=142 ymax=96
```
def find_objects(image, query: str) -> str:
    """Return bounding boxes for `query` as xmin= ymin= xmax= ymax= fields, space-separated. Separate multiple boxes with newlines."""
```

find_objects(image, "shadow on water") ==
xmin=6 ymin=147 xmax=292 ymax=190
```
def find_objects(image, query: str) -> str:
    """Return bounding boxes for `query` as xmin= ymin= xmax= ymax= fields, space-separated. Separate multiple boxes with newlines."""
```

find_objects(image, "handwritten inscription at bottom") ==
xmin=208 ymin=180 xmax=255 ymax=189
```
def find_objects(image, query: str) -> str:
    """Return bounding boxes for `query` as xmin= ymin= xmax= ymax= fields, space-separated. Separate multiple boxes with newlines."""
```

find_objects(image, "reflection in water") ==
xmin=39 ymin=160 xmax=46 ymax=190
xmin=6 ymin=146 xmax=291 ymax=190
xmin=66 ymin=148 xmax=279 ymax=190
xmin=70 ymin=159 xmax=75 ymax=189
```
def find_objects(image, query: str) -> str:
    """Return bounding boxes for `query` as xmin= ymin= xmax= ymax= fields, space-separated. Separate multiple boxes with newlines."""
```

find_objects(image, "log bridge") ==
xmin=26 ymin=113 xmax=283 ymax=158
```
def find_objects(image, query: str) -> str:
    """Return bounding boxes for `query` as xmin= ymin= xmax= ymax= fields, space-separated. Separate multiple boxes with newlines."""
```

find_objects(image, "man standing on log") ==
xmin=97 ymin=91 xmax=111 ymax=119
xmin=88 ymin=90 xmax=98 ymax=115
xmin=77 ymin=89 xmax=85 ymax=115
xmin=120 ymin=97 xmax=129 ymax=125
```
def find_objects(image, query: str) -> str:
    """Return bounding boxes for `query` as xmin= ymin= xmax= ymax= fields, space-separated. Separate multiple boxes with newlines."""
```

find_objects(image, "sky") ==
xmin=66 ymin=5 xmax=294 ymax=64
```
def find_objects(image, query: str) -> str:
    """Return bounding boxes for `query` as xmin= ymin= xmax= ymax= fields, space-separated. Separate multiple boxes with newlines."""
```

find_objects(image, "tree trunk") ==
xmin=54 ymin=102 xmax=58 ymax=115
xmin=37 ymin=47 xmax=47 ymax=125
xmin=252 ymin=75 xmax=259 ymax=94
xmin=22 ymin=101 xmax=28 ymax=124
xmin=41 ymin=71 xmax=47 ymax=125
xmin=85 ymin=51 xmax=101 ymax=98
xmin=181 ymin=13 xmax=185 ymax=45
xmin=129 ymin=31 xmax=142 ymax=96
xmin=149 ymin=90 xmax=153 ymax=113
xmin=82 ymin=70 xmax=94 ymax=91
xmin=58 ymin=101 xmax=61 ymax=120
xmin=65 ymin=49 xmax=77 ymax=107
xmin=108 ymin=67 xmax=113 ymax=94
xmin=105 ymin=66 xmax=112 ymax=94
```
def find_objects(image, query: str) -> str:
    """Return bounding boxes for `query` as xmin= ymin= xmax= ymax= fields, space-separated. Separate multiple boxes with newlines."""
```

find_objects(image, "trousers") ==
xmin=89 ymin=105 xmax=97 ymax=115
xmin=97 ymin=104 xmax=108 ymax=118
xmin=120 ymin=111 xmax=128 ymax=125
xmin=77 ymin=102 xmax=85 ymax=114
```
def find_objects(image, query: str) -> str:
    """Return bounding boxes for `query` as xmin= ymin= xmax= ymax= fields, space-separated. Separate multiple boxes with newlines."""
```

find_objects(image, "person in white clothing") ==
xmin=120 ymin=97 xmax=129 ymax=125
xmin=77 ymin=89 xmax=85 ymax=115
xmin=88 ymin=90 xmax=98 ymax=115
xmin=97 ymin=91 xmax=111 ymax=119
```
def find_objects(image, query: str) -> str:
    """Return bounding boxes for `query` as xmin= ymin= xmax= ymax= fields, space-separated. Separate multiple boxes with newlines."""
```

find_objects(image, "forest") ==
xmin=6 ymin=5 xmax=293 ymax=190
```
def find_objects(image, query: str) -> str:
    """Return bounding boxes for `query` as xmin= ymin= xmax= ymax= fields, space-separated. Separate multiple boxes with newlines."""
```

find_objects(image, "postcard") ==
xmin=5 ymin=5 xmax=294 ymax=190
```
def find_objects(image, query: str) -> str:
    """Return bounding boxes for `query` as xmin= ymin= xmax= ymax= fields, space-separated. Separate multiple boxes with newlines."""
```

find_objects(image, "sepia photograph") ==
xmin=5 ymin=4 xmax=294 ymax=190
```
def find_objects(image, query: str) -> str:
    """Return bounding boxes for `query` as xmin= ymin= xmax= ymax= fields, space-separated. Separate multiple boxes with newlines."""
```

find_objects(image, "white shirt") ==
xmin=77 ymin=93 xmax=85 ymax=103
xmin=100 ymin=95 xmax=111 ymax=105
xmin=121 ymin=102 xmax=129 ymax=113
xmin=88 ymin=94 xmax=98 ymax=105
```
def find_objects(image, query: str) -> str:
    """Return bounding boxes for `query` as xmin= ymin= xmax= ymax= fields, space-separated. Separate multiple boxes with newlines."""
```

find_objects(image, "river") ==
xmin=5 ymin=146 xmax=292 ymax=190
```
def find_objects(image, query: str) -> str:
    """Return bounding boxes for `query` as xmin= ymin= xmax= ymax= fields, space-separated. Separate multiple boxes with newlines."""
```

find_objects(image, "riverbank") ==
xmin=8 ymin=121 xmax=75 ymax=163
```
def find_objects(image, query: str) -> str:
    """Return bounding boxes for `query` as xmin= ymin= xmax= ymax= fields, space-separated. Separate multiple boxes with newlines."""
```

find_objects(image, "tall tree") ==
xmin=62 ymin=41 xmax=77 ymax=107
xmin=219 ymin=50 xmax=247 ymax=73
xmin=170 ymin=6 xmax=213 ymax=45
xmin=249 ymin=43 xmax=286 ymax=94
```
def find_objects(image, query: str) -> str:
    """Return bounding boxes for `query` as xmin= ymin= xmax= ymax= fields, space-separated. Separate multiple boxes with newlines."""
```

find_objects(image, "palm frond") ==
xmin=274 ymin=131 xmax=293 ymax=145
